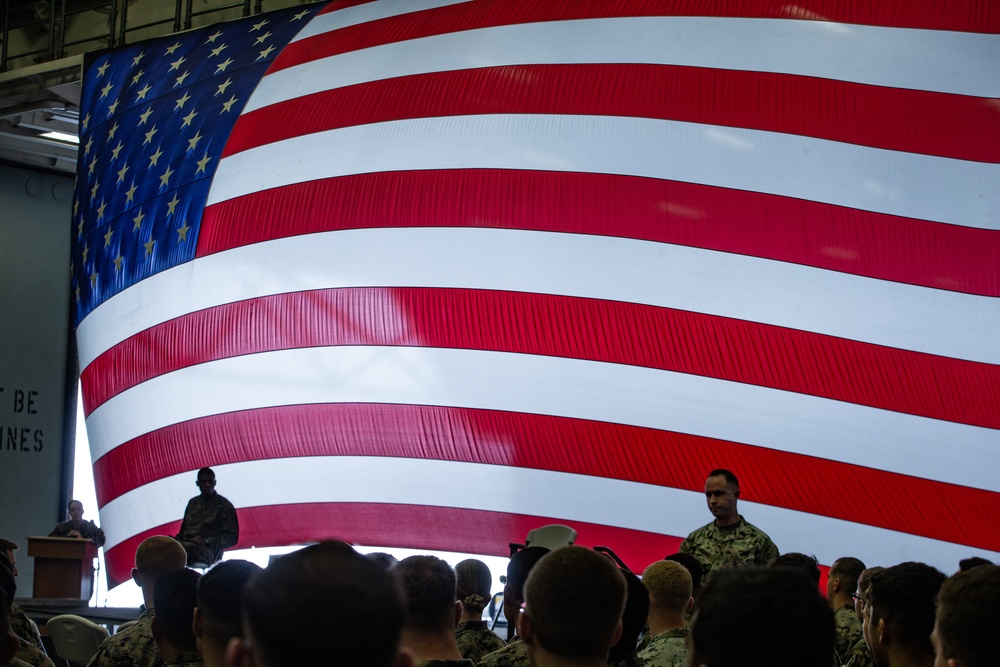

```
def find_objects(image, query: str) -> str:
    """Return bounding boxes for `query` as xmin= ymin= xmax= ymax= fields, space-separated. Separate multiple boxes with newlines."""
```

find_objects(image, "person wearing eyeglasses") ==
xmin=844 ymin=567 xmax=882 ymax=667
xmin=827 ymin=557 xmax=867 ymax=665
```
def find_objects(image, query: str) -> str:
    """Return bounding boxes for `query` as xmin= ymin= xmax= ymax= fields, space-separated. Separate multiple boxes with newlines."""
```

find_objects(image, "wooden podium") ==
xmin=27 ymin=537 xmax=98 ymax=600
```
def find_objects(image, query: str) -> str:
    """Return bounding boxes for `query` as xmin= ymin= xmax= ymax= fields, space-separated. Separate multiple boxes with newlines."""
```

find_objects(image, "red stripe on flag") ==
xmin=298 ymin=0 xmax=1000 ymax=73
xmin=103 ymin=502 xmax=683 ymax=587
xmin=92 ymin=403 xmax=1000 ymax=552
xmin=80 ymin=288 xmax=1000 ymax=427
xmin=197 ymin=171 xmax=999 ymax=297
xmin=225 ymin=65 xmax=1000 ymax=162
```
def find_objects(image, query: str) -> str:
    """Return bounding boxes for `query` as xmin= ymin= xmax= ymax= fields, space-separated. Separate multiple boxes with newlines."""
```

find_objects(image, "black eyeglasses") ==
xmin=851 ymin=594 xmax=866 ymax=605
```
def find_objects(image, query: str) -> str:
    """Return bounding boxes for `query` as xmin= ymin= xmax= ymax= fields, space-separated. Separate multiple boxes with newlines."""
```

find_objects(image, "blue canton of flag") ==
xmin=72 ymin=4 xmax=321 ymax=326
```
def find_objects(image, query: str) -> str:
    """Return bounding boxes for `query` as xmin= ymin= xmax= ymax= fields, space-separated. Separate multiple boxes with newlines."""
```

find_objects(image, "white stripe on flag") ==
xmin=98 ymin=456 xmax=1000 ymax=570
xmin=292 ymin=0 xmax=473 ymax=41
xmin=76 ymin=229 xmax=999 ymax=370
xmin=85 ymin=345 xmax=999 ymax=490
xmin=249 ymin=16 xmax=1000 ymax=114
xmin=208 ymin=115 xmax=999 ymax=228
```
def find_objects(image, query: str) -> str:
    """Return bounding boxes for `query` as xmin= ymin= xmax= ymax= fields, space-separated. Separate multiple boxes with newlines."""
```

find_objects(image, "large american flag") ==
xmin=73 ymin=0 xmax=1000 ymax=587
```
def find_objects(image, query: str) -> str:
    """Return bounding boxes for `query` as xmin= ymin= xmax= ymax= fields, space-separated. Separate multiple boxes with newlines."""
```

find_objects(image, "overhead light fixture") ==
xmin=39 ymin=130 xmax=79 ymax=144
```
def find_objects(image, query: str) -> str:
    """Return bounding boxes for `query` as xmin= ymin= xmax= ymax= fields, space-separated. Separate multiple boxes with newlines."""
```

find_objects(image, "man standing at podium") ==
xmin=174 ymin=468 xmax=238 ymax=567
xmin=48 ymin=500 xmax=106 ymax=546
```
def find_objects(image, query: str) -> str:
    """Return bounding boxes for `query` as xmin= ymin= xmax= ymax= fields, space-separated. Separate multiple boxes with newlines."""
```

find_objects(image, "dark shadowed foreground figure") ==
xmin=175 ymin=468 xmax=239 ymax=567
xmin=396 ymin=555 xmax=470 ymax=667
xmin=864 ymin=562 xmax=945 ymax=667
xmin=607 ymin=571 xmax=648 ymax=667
xmin=194 ymin=560 xmax=261 ymax=667
xmin=519 ymin=547 xmax=626 ymax=667
xmin=827 ymin=557 xmax=867 ymax=666
xmin=478 ymin=546 xmax=550 ymax=667
xmin=691 ymin=567 xmax=834 ymax=667
xmin=931 ymin=564 xmax=1000 ymax=667
xmin=151 ymin=568 xmax=202 ymax=667
xmin=228 ymin=540 xmax=412 ymax=667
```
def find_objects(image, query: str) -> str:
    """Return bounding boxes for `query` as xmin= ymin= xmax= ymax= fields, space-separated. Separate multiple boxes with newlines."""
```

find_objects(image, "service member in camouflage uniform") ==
xmin=518 ymin=548 xmax=626 ymax=667
xmin=193 ymin=560 xmax=261 ymax=667
xmin=175 ymin=468 xmax=239 ymax=567
xmin=1 ymin=543 xmax=53 ymax=667
xmin=932 ymin=564 xmax=1000 ymax=667
xmin=89 ymin=536 xmax=188 ymax=667
xmin=825 ymin=557 xmax=866 ymax=665
xmin=3 ymin=584 xmax=34 ymax=667
xmin=679 ymin=469 xmax=778 ymax=579
xmin=150 ymin=569 xmax=203 ymax=667
xmin=396 ymin=556 xmax=474 ymax=667
xmin=638 ymin=561 xmax=692 ymax=667
xmin=478 ymin=547 xmax=549 ymax=667
xmin=454 ymin=559 xmax=505 ymax=663
xmin=49 ymin=500 xmax=106 ymax=546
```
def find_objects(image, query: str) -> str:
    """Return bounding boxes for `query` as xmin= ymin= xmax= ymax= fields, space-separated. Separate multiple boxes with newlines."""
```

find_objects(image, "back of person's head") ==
xmin=153 ymin=568 xmax=202 ymax=652
xmin=957 ymin=556 xmax=992 ymax=572
xmin=455 ymin=558 xmax=493 ymax=615
xmin=858 ymin=566 xmax=883 ymax=595
xmin=772 ymin=552 xmax=821 ymax=586
xmin=240 ymin=540 xmax=406 ymax=667
xmin=933 ymin=564 xmax=1000 ymax=667
xmin=608 ymin=571 xmax=649 ymax=661
xmin=692 ymin=567 xmax=834 ymax=667
xmin=663 ymin=552 xmax=703 ymax=596
xmin=396 ymin=555 xmax=458 ymax=634
xmin=522 ymin=547 xmax=626 ymax=663
xmin=135 ymin=535 xmax=188 ymax=577
xmin=643 ymin=560 xmax=692 ymax=615
xmin=197 ymin=560 xmax=262 ymax=643
xmin=507 ymin=546 xmax=550 ymax=604
xmin=830 ymin=557 xmax=866 ymax=592
xmin=868 ymin=562 xmax=945 ymax=659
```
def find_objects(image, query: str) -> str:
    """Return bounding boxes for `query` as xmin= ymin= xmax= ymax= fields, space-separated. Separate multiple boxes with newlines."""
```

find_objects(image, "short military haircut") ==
xmin=67 ymin=499 xmax=82 ymax=510
xmin=772 ymin=552 xmax=821 ymax=586
xmin=934 ymin=565 xmax=1000 ymax=667
xmin=958 ymin=556 xmax=992 ymax=572
xmin=868 ymin=562 xmax=946 ymax=657
xmin=135 ymin=535 xmax=188 ymax=577
xmin=455 ymin=558 xmax=493 ymax=614
xmin=523 ymin=547 xmax=626 ymax=663
xmin=242 ymin=541 xmax=406 ymax=667
xmin=153 ymin=568 xmax=201 ymax=651
xmin=396 ymin=555 xmax=457 ymax=633
xmin=643 ymin=560 xmax=692 ymax=614
xmin=707 ymin=469 xmax=739 ymax=488
xmin=692 ymin=567 xmax=834 ymax=667
xmin=663 ymin=552 xmax=703 ymax=593
xmin=857 ymin=566 xmax=883 ymax=596
xmin=609 ymin=571 xmax=649 ymax=662
xmin=506 ymin=546 xmax=550 ymax=604
xmin=830 ymin=557 xmax=866 ymax=592
xmin=197 ymin=467 xmax=215 ymax=478
xmin=197 ymin=559 xmax=262 ymax=642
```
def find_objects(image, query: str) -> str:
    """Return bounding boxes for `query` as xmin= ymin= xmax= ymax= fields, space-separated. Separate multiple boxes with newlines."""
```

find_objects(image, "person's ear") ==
xmin=395 ymin=646 xmax=417 ymax=667
xmin=832 ymin=577 xmax=842 ymax=593
xmin=226 ymin=636 xmax=253 ymax=667
xmin=517 ymin=608 xmax=535 ymax=646
xmin=685 ymin=596 xmax=695 ymax=614
xmin=610 ymin=619 xmax=623 ymax=646
xmin=734 ymin=489 xmax=740 ymax=498
xmin=151 ymin=616 xmax=163 ymax=642
xmin=131 ymin=567 xmax=141 ymax=586
xmin=454 ymin=600 xmax=463 ymax=628
xmin=877 ymin=617 xmax=888 ymax=646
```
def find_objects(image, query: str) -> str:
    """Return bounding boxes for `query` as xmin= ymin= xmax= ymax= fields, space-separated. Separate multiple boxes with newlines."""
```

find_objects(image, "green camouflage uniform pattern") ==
xmin=456 ymin=621 xmax=506 ymax=663
xmin=637 ymin=628 xmax=689 ymax=667
xmin=843 ymin=637 xmax=876 ymax=667
xmin=417 ymin=659 xmax=476 ymax=667
xmin=87 ymin=608 xmax=163 ymax=667
xmin=478 ymin=636 xmax=529 ymax=667
xmin=833 ymin=604 xmax=863 ymax=666
xmin=175 ymin=493 xmax=239 ymax=565
xmin=49 ymin=519 xmax=106 ymax=546
xmin=608 ymin=652 xmax=645 ymax=667
xmin=679 ymin=515 xmax=778 ymax=578
xmin=14 ymin=639 xmax=54 ymax=667
xmin=10 ymin=658 xmax=34 ymax=667
xmin=163 ymin=652 xmax=203 ymax=667
xmin=10 ymin=604 xmax=42 ymax=649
